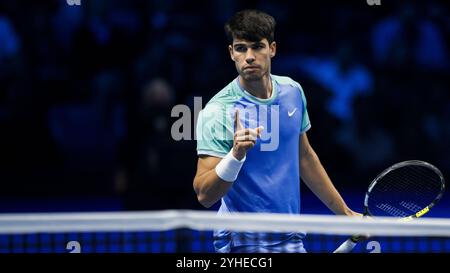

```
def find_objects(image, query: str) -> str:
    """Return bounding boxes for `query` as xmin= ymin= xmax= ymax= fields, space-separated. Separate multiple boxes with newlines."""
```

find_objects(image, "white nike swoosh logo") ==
xmin=288 ymin=108 xmax=297 ymax=117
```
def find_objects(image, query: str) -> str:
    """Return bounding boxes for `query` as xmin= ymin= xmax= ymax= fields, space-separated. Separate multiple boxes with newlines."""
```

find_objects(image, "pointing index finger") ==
xmin=234 ymin=109 xmax=243 ymax=131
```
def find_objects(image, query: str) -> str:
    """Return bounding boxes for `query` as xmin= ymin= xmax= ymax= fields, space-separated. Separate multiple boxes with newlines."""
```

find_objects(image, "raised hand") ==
xmin=232 ymin=109 xmax=264 ymax=160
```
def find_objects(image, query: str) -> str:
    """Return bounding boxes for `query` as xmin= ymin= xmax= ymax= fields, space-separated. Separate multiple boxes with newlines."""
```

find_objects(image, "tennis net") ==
xmin=0 ymin=210 xmax=449 ymax=253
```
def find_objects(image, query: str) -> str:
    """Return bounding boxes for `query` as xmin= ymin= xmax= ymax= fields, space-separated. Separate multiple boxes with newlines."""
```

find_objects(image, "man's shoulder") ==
xmin=205 ymin=80 xmax=241 ymax=109
xmin=272 ymin=74 xmax=302 ymax=89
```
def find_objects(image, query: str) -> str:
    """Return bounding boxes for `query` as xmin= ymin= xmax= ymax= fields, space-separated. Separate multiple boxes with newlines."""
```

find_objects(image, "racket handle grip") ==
xmin=333 ymin=237 xmax=358 ymax=253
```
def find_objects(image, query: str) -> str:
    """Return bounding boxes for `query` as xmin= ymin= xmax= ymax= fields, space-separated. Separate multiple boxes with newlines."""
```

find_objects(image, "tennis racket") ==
xmin=333 ymin=160 xmax=445 ymax=253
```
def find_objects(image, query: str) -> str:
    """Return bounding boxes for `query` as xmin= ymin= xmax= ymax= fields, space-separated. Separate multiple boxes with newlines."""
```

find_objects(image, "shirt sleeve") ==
xmin=298 ymin=84 xmax=311 ymax=134
xmin=196 ymin=103 xmax=234 ymax=158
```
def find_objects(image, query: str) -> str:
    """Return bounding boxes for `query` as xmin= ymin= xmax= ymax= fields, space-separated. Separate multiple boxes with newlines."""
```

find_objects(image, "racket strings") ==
xmin=382 ymin=166 xmax=439 ymax=203
xmin=371 ymin=177 xmax=438 ymax=211
xmin=371 ymin=171 xmax=434 ymax=210
xmin=377 ymin=165 xmax=441 ymax=199
xmin=368 ymin=164 xmax=443 ymax=217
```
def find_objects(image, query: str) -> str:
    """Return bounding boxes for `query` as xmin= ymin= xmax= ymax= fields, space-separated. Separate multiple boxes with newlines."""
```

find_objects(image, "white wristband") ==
xmin=215 ymin=151 xmax=246 ymax=182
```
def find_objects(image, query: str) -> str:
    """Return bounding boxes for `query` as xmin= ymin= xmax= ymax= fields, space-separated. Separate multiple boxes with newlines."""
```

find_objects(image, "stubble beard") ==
xmin=240 ymin=68 xmax=267 ymax=82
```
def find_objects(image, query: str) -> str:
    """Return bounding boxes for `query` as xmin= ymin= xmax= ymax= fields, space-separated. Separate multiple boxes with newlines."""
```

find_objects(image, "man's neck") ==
xmin=239 ymin=74 xmax=272 ymax=99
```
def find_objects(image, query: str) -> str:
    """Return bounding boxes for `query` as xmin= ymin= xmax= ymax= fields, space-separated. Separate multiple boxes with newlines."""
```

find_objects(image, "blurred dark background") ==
xmin=0 ymin=0 xmax=448 ymax=214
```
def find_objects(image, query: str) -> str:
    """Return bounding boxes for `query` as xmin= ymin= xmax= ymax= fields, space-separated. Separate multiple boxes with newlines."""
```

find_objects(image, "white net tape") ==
xmin=0 ymin=210 xmax=449 ymax=236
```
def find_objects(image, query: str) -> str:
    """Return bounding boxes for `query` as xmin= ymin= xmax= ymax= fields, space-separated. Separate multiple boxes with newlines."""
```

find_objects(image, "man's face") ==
xmin=229 ymin=38 xmax=276 ymax=82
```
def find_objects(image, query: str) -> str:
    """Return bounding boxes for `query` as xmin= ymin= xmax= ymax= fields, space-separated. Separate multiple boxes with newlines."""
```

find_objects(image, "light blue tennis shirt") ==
xmin=196 ymin=74 xmax=311 ymax=252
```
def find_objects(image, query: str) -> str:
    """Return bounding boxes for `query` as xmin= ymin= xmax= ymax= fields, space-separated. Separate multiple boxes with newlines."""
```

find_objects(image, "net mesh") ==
xmin=1 ymin=210 xmax=449 ymax=253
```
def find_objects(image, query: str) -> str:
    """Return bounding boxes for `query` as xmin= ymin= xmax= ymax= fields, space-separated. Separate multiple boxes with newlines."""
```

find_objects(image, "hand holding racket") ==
xmin=334 ymin=160 xmax=445 ymax=253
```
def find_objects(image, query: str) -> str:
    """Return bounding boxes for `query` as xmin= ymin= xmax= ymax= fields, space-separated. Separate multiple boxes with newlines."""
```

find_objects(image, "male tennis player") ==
xmin=193 ymin=9 xmax=360 ymax=253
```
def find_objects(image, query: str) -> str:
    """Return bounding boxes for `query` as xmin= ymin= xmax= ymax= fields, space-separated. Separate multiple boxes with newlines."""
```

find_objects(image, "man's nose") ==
xmin=245 ymin=49 xmax=256 ymax=63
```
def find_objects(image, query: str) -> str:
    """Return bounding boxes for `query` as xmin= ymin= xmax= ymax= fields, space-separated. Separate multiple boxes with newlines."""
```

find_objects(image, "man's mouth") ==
xmin=243 ymin=66 xmax=260 ymax=71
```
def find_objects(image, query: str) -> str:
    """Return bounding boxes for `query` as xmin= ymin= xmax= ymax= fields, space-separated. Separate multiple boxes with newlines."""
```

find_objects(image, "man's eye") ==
xmin=235 ymin=46 xmax=247 ymax=52
xmin=252 ymin=45 xmax=264 ymax=50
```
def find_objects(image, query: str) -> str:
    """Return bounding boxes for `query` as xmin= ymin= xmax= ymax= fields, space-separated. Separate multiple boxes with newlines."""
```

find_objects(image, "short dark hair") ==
xmin=224 ymin=9 xmax=276 ymax=44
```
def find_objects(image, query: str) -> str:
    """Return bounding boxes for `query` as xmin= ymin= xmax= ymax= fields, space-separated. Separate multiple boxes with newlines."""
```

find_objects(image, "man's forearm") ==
xmin=300 ymin=150 xmax=352 ymax=215
xmin=193 ymin=170 xmax=233 ymax=208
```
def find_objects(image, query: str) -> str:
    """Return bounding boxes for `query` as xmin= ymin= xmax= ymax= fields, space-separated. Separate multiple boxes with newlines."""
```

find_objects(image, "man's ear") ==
xmin=228 ymin=45 xmax=235 ymax=61
xmin=270 ymin=41 xmax=277 ymax=58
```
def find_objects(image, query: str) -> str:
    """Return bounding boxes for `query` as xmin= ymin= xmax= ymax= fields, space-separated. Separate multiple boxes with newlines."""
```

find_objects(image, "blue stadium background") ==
xmin=0 ymin=0 xmax=449 ymax=253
